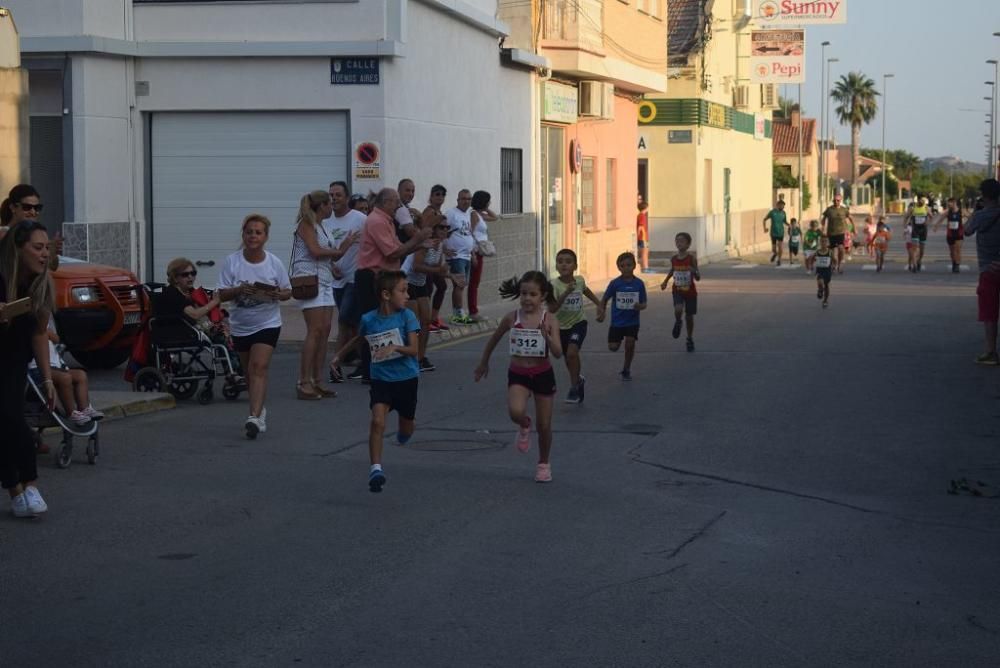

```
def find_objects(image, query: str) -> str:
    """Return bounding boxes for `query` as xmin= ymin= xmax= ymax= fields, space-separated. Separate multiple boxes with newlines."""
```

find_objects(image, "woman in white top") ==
xmin=217 ymin=214 xmax=292 ymax=439
xmin=290 ymin=190 xmax=358 ymax=400
xmin=468 ymin=190 xmax=497 ymax=321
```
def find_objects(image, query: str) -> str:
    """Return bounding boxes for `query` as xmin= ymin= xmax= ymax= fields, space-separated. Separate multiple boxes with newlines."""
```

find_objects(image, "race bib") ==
xmin=562 ymin=292 xmax=583 ymax=312
xmin=509 ymin=327 xmax=546 ymax=357
xmin=615 ymin=291 xmax=640 ymax=311
xmin=673 ymin=271 xmax=692 ymax=290
xmin=790 ymin=234 xmax=801 ymax=244
xmin=816 ymin=255 xmax=832 ymax=269
xmin=365 ymin=329 xmax=404 ymax=362
xmin=948 ymin=220 xmax=960 ymax=230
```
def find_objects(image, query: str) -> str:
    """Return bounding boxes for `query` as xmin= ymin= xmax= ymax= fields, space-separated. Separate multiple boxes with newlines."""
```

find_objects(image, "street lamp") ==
xmin=881 ymin=73 xmax=894 ymax=215
xmin=989 ymin=60 xmax=999 ymax=178
xmin=820 ymin=41 xmax=830 ymax=212
xmin=826 ymin=57 xmax=840 ymax=199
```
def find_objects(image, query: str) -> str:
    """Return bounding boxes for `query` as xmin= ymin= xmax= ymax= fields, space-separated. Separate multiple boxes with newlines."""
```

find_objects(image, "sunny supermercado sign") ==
xmin=753 ymin=0 xmax=847 ymax=26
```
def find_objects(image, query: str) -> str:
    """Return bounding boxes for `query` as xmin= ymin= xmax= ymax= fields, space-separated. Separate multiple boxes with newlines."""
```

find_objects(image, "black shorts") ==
xmin=369 ymin=377 xmax=419 ymax=420
xmin=672 ymin=292 xmax=698 ymax=316
xmin=231 ymin=327 xmax=280 ymax=352
xmin=507 ymin=364 xmax=557 ymax=396
xmin=608 ymin=325 xmax=640 ymax=344
xmin=771 ymin=234 xmax=785 ymax=242
xmin=912 ymin=224 xmax=928 ymax=243
xmin=407 ymin=282 xmax=431 ymax=301
xmin=816 ymin=268 xmax=832 ymax=284
xmin=828 ymin=234 xmax=845 ymax=248
xmin=946 ymin=231 xmax=963 ymax=246
xmin=559 ymin=320 xmax=588 ymax=351
xmin=789 ymin=243 xmax=800 ymax=254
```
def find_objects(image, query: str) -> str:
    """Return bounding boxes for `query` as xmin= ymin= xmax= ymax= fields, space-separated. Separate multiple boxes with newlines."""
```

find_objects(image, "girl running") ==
xmin=863 ymin=215 xmax=877 ymax=258
xmin=403 ymin=214 xmax=448 ymax=371
xmin=788 ymin=219 xmax=801 ymax=265
xmin=934 ymin=198 xmax=964 ymax=273
xmin=331 ymin=271 xmax=421 ymax=493
xmin=475 ymin=272 xmax=563 ymax=482
xmin=550 ymin=249 xmax=603 ymax=404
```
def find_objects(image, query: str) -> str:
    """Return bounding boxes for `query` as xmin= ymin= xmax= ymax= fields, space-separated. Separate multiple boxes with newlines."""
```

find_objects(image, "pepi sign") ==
xmin=754 ymin=0 xmax=846 ymax=26
xmin=750 ymin=30 xmax=805 ymax=83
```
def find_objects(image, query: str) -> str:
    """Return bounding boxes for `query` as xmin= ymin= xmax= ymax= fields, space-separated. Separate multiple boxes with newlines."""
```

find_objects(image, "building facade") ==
xmin=9 ymin=0 xmax=536 ymax=304
xmin=637 ymin=0 xmax=775 ymax=260
xmin=772 ymin=110 xmax=818 ymax=221
xmin=500 ymin=0 xmax=668 ymax=280
xmin=0 ymin=8 xmax=29 ymax=193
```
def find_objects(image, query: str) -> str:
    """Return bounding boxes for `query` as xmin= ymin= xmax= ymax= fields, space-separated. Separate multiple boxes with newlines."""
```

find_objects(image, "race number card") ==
xmin=562 ymin=291 xmax=583 ymax=312
xmin=509 ymin=327 xmax=546 ymax=357
xmin=366 ymin=328 xmax=404 ymax=362
xmin=673 ymin=271 xmax=692 ymax=290
xmin=815 ymin=255 xmax=832 ymax=269
xmin=615 ymin=291 xmax=640 ymax=310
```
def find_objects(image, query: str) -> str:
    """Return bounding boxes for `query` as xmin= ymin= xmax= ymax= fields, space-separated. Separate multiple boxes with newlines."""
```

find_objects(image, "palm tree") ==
xmin=831 ymin=72 xmax=880 ymax=186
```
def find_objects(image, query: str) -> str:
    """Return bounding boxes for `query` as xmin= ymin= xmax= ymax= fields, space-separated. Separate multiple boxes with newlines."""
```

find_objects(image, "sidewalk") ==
xmin=90 ymin=391 xmax=175 ymax=420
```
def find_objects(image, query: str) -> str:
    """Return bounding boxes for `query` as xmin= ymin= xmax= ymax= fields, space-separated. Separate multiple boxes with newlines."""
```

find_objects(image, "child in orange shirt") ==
xmin=872 ymin=219 xmax=891 ymax=273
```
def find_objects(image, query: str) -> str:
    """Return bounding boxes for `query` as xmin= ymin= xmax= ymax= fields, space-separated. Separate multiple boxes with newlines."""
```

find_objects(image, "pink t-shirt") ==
xmin=358 ymin=208 xmax=402 ymax=271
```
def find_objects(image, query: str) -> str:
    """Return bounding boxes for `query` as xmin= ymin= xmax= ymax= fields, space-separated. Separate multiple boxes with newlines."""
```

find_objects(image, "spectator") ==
xmin=637 ymin=198 xmax=651 ymax=273
xmin=1 ymin=184 xmax=61 ymax=270
xmin=468 ymin=190 xmax=497 ymax=321
xmin=964 ymin=179 xmax=1000 ymax=366
xmin=445 ymin=189 xmax=478 ymax=325
xmin=423 ymin=185 xmax=451 ymax=331
xmin=326 ymin=181 xmax=367 ymax=383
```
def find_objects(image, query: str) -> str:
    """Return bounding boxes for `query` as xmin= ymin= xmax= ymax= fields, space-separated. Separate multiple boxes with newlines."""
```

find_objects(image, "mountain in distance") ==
xmin=921 ymin=156 xmax=987 ymax=174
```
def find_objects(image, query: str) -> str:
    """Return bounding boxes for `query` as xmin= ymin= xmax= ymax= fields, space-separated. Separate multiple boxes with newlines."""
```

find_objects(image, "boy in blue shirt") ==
xmin=331 ymin=270 xmax=421 ymax=492
xmin=598 ymin=252 xmax=648 ymax=380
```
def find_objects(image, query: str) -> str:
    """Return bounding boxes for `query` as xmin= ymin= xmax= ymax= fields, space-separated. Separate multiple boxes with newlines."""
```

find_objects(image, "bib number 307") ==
xmin=509 ymin=327 xmax=546 ymax=357
xmin=616 ymin=291 xmax=640 ymax=310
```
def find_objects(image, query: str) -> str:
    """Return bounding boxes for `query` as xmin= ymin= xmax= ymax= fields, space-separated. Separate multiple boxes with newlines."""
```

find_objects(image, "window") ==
xmin=581 ymin=158 xmax=596 ymax=228
xmin=605 ymin=158 xmax=617 ymax=228
xmin=500 ymin=148 xmax=523 ymax=214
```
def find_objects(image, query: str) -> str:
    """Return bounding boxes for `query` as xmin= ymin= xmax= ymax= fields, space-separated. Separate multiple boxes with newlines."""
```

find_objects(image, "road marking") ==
xmin=428 ymin=329 xmax=494 ymax=351
xmin=732 ymin=264 xmax=757 ymax=269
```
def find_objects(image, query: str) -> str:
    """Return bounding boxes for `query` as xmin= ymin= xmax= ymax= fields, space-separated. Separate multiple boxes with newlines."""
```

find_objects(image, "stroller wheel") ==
xmin=86 ymin=433 xmax=99 ymax=465
xmin=198 ymin=384 xmax=214 ymax=405
xmin=134 ymin=367 xmax=167 ymax=393
xmin=56 ymin=432 xmax=73 ymax=469
xmin=222 ymin=382 xmax=240 ymax=401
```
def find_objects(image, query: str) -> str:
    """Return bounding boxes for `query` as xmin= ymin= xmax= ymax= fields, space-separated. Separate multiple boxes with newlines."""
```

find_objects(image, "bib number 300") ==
xmin=616 ymin=291 xmax=640 ymax=310
xmin=509 ymin=327 xmax=546 ymax=357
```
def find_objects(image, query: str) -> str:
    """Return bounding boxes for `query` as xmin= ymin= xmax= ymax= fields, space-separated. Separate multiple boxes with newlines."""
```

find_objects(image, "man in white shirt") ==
xmin=327 ymin=180 xmax=368 ymax=382
xmin=394 ymin=178 xmax=420 ymax=240
xmin=445 ymin=189 xmax=479 ymax=325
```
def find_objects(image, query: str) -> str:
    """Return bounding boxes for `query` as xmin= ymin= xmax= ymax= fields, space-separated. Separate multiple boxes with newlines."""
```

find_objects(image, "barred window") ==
xmin=500 ymin=148 xmax=523 ymax=215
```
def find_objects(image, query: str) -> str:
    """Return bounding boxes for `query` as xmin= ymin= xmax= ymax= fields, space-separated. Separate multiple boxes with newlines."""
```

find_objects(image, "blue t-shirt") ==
xmin=359 ymin=308 xmax=420 ymax=382
xmin=605 ymin=276 xmax=647 ymax=328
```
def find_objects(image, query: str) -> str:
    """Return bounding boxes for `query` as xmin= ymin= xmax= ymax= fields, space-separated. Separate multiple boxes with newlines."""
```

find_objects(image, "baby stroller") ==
xmin=128 ymin=283 xmax=246 ymax=403
xmin=24 ymin=373 xmax=99 ymax=469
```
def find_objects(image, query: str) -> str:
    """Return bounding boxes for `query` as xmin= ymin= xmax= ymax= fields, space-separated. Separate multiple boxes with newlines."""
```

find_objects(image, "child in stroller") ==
xmin=29 ymin=317 xmax=104 ymax=426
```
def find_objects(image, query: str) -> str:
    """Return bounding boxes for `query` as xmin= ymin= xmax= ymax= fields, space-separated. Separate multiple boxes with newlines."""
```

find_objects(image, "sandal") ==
xmin=312 ymin=379 xmax=338 ymax=398
xmin=296 ymin=381 xmax=322 ymax=400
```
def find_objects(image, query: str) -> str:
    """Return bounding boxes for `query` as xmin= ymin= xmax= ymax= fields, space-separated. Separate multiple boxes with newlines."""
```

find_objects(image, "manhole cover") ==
xmin=406 ymin=438 xmax=506 ymax=452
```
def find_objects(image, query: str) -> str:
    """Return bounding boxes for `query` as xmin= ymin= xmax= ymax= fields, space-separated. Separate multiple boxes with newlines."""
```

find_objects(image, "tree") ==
xmin=773 ymin=97 xmax=804 ymax=119
xmin=831 ymin=72 xmax=880 ymax=186
xmin=773 ymin=162 xmax=798 ymax=188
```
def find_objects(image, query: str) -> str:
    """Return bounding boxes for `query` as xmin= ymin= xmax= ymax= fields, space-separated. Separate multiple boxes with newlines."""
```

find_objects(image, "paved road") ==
xmin=3 ymin=235 xmax=998 ymax=667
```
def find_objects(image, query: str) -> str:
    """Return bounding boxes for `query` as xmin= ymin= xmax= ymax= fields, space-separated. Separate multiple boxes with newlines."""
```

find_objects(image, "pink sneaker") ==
xmin=515 ymin=416 xmax=532 ymax=453
xmin=534 ymin=463 xmax=552 ymax=483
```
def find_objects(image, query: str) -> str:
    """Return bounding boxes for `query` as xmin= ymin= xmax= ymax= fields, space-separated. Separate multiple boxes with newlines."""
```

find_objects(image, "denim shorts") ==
xmin=448 ymin=258 xmax=471 ymax=279
xmin=333 ymin=283 xmax=361 ymax=326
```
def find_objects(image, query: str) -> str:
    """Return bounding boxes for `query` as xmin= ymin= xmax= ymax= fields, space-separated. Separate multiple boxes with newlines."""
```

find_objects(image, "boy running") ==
xmin=660 ymin=232 xmax=700 ymax=352
xmin=814 ymin=236 xmax=834 ymax=308
xmin=550 ymin=249 xmax=604 ymax=404
xmin=803 ymin=220 xmax=821 ymax=274
xmin=788 ymin=219 xmax=802 ymax=265
xmin=763 ymin=200 xmax=788 ymax=266
xmin=598 ymin=252 xmax=647 ymax=381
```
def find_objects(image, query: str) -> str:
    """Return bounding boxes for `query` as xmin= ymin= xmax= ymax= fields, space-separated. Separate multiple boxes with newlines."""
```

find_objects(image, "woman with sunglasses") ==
xmin=0 ymin=184 xmax=60 ymax=270
xmin=0 ymin=220 xmax=57 ymax=517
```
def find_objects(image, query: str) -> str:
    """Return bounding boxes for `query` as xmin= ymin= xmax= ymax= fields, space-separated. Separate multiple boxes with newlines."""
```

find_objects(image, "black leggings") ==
xmin=431 ymin=274 xmax=448 ymax=312
xmin=0 ymin=371 xmax=37 ymax=490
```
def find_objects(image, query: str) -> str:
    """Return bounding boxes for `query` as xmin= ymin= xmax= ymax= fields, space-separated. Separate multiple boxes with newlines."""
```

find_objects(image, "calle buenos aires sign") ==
xmin=750 ymin=30 xmax=805 ymax=83
xmin=753 ymin=0 xmax=847 ymax=26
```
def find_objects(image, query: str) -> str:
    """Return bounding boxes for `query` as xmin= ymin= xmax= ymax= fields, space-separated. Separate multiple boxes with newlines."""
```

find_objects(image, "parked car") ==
xmin=52 ymin=256 xmax=145 ymax=369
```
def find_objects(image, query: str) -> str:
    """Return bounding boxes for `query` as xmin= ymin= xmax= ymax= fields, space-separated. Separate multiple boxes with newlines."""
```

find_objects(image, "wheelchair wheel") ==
xmin=55 ymin=432 xmax=73 ymax=469
xmin=134 ymin=367 xmax=166 ymax=393
xmin=222 ymin=381 xmax=240 ymax=401
xmin=197 ymin=383 xmax=214 ymax=405
xmin=169 ymin=379 xmax=198 ymax=401
xmin=86 ymin=433 xmax=99 ymax=465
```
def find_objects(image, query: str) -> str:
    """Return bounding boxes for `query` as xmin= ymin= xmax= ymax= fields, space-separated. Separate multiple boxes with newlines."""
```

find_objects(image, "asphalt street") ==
xmin=2 ymin=228 xmax=998 ymax=667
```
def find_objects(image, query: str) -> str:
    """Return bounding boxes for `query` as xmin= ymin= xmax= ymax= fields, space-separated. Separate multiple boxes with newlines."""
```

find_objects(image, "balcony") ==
xmin=541 ymin=0 xmax=604 ymax=53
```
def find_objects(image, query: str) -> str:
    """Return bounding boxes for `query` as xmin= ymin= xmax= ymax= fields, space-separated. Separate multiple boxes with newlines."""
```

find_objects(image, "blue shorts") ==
xmin=448 ymin=258 xmax=471 ymax=279
xmin=333 ymin=283 xmax=361 ymax=326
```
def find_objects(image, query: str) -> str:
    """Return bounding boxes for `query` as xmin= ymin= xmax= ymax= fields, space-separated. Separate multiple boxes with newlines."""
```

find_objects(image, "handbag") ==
xmin=289 ymin=224 xmax=330 ymax=300
xmin=476 ymin=238 xmax=497 ymax=257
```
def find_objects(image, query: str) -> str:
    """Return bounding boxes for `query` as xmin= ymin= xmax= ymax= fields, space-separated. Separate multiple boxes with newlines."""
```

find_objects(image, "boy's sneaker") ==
xmin=816 ymin=285 xmax=823 ymax=300
xmin=564 ymin=385 xmax=580 ymax=404
xmin=515 ymin=417 xmax=532 ymax=453
xmin=245 ymin=415 xmax=262 ymax=440
xmin=770 ymin=253 xmax=776 ymax=263
xmin=346 ymin=367 xmax=365 ymax=381
xmin=419 ymin=357 xmax=436 ymax=372
xmin=822 ymin=301 xmax=829 ymax=309
xmin=975 ymin=352 xmax=999 ymax=366
xmin=672 ymin=320 xmax=682 ymax=339
xmin=69 ymin=410 xmax=92 ymax=427
xmin=369 ymin=468 xmax=386 ymax=493
xmin=10 ymin=492 xmax=33 ymax=518
xmin=23 ymin=486 xmax=47 ymax=514
xmin=686 ymin=338 xmax=695 ymax=352
xmin=620 ymin=369 xmax=632 ymax=382
xmin=82 ymin=405 xmax=104 ymax=421
xmin=534 ymin=463 xmax=553 ymax=483
xmin=577 ymin=376 xmax=586 ymax=403
xmin=328 ymin=365 xmax=344 ymax=384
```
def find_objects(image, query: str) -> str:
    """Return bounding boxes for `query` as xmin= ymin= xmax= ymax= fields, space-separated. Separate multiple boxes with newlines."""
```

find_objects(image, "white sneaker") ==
xmin=23 ymin=486 xmax=48 ymax=514
xmin=245 ymin=415 xmax=263 ymax=439
xmin=70 ymin=410 xmax=92 ymax=426
xmin=82 ymin=405 xmax=105 ymax=421
xmin=11 ymin=492 xmax=33 ymax=518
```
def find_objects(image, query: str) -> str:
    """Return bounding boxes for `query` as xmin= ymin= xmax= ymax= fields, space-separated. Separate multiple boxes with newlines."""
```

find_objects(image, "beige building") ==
xmin=772 ymin=110 xmax=819 ymax=221
xmin=637 ymin=0 xmax=775 ymax=260
xmin=0 ymin=7 xmax=29 ymax=192
xmin=499 ymin=0 xmax=668 ymax=280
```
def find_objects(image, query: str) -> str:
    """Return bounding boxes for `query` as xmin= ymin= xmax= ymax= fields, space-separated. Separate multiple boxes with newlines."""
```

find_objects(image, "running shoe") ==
xmin=69 ymin=410 xmax=92 ymax=427
xmin=534 ymin=463 xmax=553 ymax=483
xmin=515 ymin=416 xmax=532 ymax=453
xmin=346 ymin=368 xmax=365 ymax=381
xmin=564 ymin=385 xmax=580 ymax=404
xmin=10 ymin=492 xmax=32 ymax=518
xmin=369 ymin=468 xmax=386 ymax=493
xmin=672 ymin=320 xmax=682 ymax=339
xmin=577 ymin=375 xmax=586 ymax=403
xmin=82 ymin=405 xmax=105 ymax=421
xmin=686 ymin=338 xmax=695 ymax=352
xmin=433 ymin=319 xmax=450 ymax=331
xmin=245 ymin=415 xmax=262 ymax=440
xmin=419 ymin=357 xmax=436 ymax=372
xmin=23 ymin=486 xmax=47 ymax=515
xmin=975 ymin=352 xmax=999 ymax=366
xmin=822 ymin=301 xmax=829 ymax=309
xmin=620 ymin=369 xmax=632 ymax=382
xmin=328 ymin=365 xmax=345 ymax=384
xmin=776 ymin=259 xmax=782 ymax=267
xmin=450 ymin=314 xmax=474 ymax=326
xmin=770 ymin=253 xmax=776 ymax=263
xmin=816 ymin=286 xmax=823 ymax=300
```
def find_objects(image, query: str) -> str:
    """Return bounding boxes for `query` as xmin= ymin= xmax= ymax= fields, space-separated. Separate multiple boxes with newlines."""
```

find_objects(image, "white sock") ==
xmin=370 ymin=464 xmax=382 ymax=474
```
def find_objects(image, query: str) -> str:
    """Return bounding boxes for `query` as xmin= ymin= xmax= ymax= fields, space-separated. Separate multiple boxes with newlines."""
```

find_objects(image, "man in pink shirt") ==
xmin=353 ymin=188 xmax=430 ymax=381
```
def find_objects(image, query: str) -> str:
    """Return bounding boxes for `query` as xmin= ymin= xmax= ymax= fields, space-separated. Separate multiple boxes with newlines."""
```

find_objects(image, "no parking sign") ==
xmin=354 ymin=141 xmax=381 ymax=181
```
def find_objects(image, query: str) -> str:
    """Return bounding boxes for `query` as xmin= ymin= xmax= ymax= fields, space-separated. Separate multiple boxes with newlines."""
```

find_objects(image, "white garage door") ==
xmin=151 ymin=111 xmax=349 ymax=286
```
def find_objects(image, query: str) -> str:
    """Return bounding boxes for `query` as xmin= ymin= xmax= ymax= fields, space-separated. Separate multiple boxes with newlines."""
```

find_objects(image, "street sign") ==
xmin=668 ymin=130 xmax=693 ymax=144
xmin=331 ymin=58 xmax=380 ymax=85
xmin=753 ymin=0 xmax=847 ymax=26
xmin=353 ymin=141 xmax=381 ymax=180
xmin=750 ymin=30 xmax=805 ymax=83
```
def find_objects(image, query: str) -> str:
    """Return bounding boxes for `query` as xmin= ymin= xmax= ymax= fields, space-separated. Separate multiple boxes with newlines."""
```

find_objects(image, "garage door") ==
xmin=151 ymin=111 xmax=349 ymax=286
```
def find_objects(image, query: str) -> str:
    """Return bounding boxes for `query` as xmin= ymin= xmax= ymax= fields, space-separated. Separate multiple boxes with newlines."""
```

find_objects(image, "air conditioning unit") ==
xmin=733 ymin=84 xmax=750 ymax=109
xmin=761 ymin=83 xmax=778 ymax=109
xmin=579 ymin=80 xmax=614 ymax=119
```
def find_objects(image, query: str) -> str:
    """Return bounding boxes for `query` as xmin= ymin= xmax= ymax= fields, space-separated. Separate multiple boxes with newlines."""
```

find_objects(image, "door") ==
xmin=540 ymin=125 xmax=565 ymax=275
xmin=723 ymin=167 xmax=732 ymax=246
xmin=637 ymin=159 xmax=648 ymax=207
xmin=150 ymin=111 xmax=349 ymax=285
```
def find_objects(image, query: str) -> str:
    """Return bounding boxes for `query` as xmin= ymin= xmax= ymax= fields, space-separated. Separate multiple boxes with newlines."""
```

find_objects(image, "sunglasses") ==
xmin=18 ymin=202 xmax=43 ymax=212
xmin=178 ymin=270 xmax=197 ymax=278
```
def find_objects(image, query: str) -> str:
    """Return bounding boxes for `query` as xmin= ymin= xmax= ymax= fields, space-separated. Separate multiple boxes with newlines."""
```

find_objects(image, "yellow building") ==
xmin=637 ymin=0 xmax=775 ymax=260
xmin=500 ymin=0 xmax=668 ymax=280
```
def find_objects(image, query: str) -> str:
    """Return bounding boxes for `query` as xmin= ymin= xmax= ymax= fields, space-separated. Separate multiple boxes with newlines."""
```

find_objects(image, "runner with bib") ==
xmin=660 ymin=232 xmax=700 ymax=352
xmin=475 ymin=272 xmax=563 ymax=483
xmin=599 ymin=252 xmax=648 ymax=381
xmin=763 ymin=200 xmax=789 ymax=267
xmin=814 ymin=236 xmax=834 ymax=308
xmin=821 ymin=193 xmax=853 ymax=273
xmin=906 ymin=197 xmax=931 ymax=272
xmin=934 ymin=197 xmax=965 ymax=273
xmin=551 ymin=249 xmax=604 ymax=404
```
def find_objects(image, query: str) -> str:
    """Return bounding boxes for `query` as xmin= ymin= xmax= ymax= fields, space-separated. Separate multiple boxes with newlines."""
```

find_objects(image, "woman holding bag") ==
xmin=290 ymin=190 xmax=358 ymax=400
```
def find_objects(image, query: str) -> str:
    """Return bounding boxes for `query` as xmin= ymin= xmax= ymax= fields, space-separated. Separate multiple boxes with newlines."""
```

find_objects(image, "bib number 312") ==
xmin=509 ymin=327 xmax=546 ymax=357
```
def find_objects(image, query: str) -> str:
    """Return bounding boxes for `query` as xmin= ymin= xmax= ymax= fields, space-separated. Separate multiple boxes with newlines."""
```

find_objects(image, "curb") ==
xmin=92 ymin=392 xmax=176 ymax=421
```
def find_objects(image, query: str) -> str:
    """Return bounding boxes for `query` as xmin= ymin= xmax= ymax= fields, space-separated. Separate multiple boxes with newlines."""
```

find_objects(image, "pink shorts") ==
xmin=978 ymin=271 xmax=1000 ymax=323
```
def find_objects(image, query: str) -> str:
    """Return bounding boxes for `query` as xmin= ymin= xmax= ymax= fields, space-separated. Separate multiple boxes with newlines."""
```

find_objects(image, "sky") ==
xmin=779 ymin=0 xmax=999 ymax=164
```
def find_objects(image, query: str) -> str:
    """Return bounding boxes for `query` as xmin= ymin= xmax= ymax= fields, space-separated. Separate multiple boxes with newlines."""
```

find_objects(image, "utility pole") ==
xmin=881 ymin=73 xmax=894 ymax=216
xmin=798 ymin=83 xmax=803 ymax=217
xmin=820 ymin=41 xmax=829 ymax=213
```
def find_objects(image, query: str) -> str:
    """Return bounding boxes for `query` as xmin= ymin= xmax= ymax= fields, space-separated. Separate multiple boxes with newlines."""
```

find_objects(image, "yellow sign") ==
xmin=638 ymin=101 xmax=657 ymax=124
xmin=706 ymin=103 xmax=727 ymax=129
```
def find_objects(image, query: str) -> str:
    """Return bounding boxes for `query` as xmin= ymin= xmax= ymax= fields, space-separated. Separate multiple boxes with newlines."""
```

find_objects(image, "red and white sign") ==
xmin=754 ymin=0 xmax=847 ymax=26
xmin=750 ymin=30 xmax=805 ymax=83
xmin=353 ymin=141 xmax=381 ymax=180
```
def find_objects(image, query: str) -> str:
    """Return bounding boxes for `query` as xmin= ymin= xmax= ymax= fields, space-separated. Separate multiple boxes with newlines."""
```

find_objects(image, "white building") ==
xmin=9 ymin=0 xmax=537 ymax=293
